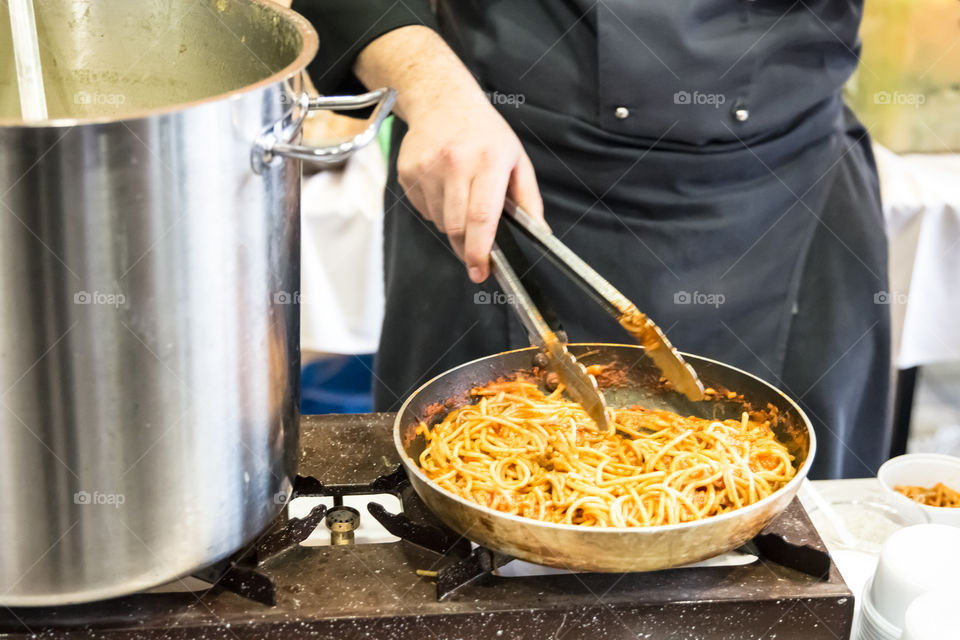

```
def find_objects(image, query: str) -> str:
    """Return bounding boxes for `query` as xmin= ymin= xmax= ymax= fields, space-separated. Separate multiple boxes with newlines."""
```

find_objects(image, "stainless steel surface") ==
xmin=253 ymin=88 xmax=397 ymax=171
xmin=0 ymin=0 xmax=393 ymax=606
xmin=616 ymin=305 xmax=705 ymax=401
xmin=502 ymin=199 xmax=705 ymax=401
xmin=7 ymin=0 xmax=47 ymax=119
xmin=489 ymin=245 xmax=610 ymax=432
xmin=539 ymin=334 xmax=611 ymax=433
xmin=395 ymin=344 xmax=815 ymax=572
xmin=1 ymin=0 xmax=303 ymax=122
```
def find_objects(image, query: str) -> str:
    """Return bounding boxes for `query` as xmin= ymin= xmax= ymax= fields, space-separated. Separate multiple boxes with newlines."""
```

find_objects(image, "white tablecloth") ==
xmin=874 ymin=144 xmax=960 ymax=368
xmin=299 ymin=143 xmax=387 ymax=355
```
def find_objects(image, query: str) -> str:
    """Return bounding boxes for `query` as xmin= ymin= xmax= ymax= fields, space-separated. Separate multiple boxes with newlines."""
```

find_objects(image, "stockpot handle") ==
xmin=252 ymin=86 xmax=397 ymax=174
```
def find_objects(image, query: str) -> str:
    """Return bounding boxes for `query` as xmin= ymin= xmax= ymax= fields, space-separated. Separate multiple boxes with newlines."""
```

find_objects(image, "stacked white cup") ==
xmin=900 ymin=589 xmax=960 ymax=640
xmin=856 ymin=524 xmax=960 ymax=639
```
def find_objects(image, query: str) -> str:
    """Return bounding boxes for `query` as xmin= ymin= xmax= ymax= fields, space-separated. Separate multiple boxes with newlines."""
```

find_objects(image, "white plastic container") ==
xmin=857 ymin=580 xmax=902 ymax=640
xmin=878 ymin=454 xmax=960 ymax=526
xmin=901 ymin=588 xmax=960 ymax=640
xmin=869 ymin=524 xmax=960 ymax=630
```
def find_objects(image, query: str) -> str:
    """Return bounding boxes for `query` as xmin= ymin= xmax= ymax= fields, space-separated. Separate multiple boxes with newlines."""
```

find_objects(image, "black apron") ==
xmin=373 ymin=1 xmax=891 ymax=479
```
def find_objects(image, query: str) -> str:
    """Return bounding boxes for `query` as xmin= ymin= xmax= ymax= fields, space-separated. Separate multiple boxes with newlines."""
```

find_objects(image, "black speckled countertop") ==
xmin=1 ymin=413 xmax=854 ymax=639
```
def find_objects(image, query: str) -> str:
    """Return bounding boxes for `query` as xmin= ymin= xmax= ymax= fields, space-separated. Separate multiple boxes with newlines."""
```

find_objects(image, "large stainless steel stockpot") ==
xmin=0 ymin=0 xmax=394 ymax=605
xmin=396 ymin=344 xmax=815 ymax=572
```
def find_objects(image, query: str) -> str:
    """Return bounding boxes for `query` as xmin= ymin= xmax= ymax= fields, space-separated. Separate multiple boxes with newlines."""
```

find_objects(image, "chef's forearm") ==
xmin=354 ymin=26 xmax=487 ymax=124
xmin=303 ymin=9 xmax=543 ymax=284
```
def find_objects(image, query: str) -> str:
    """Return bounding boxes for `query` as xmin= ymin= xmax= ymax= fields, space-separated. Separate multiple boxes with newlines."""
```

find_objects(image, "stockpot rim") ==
xmin=0 ymin=0 xmax=319 ymax=129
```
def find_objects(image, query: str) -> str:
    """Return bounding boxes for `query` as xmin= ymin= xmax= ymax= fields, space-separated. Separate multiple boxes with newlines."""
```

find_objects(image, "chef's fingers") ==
xmin=397 ymin=152 xmax=444 ymax=231
xmin=439 ymin=157 xmax=472 ymax=260
xmin=401 ymin=184 xmax=432 ymax=228
xmin=463 ymin=160 xmax=511 ymax=283
xmin=508 ymin=153 xmax=547 ymax=231
xmin=420 ymin=178 xmax=446 ymax=233
xmin=449 ymin=234 xmax=466 ymax=260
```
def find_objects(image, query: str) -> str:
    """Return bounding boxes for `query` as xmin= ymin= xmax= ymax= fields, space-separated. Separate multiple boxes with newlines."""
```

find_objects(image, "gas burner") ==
xmin=0 ymin=414 xmax=854 ymax=639
xmin=325 ymin=506 xmax=361 ymax=545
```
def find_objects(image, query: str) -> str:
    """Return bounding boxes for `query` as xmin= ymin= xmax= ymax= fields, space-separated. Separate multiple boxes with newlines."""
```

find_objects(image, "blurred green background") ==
xmin=846 ymin=0 xmax=960 ymax=153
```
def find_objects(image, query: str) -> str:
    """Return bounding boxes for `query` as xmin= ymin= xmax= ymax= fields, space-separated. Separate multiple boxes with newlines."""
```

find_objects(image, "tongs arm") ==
xmin=490 ymin=233 xmax=611 ymax=433
xmin=500 ymin=198 xmax=705 ymax=402
xmin=501 ymin=199 xmax=624 ymax=318
xmin=488 ymin=246 xmax=555 ymax=349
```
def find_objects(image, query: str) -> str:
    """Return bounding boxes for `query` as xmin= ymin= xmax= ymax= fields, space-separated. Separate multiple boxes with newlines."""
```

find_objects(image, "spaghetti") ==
xmin=416 ymin=377 xmax=796 ymax=527
xmin=895 ymin=482 xmax=960 ymax=508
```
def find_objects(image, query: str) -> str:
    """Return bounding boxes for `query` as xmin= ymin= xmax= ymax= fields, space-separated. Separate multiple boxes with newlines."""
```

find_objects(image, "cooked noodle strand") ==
xmin=416 ymin=378 xmax=796 ymax=527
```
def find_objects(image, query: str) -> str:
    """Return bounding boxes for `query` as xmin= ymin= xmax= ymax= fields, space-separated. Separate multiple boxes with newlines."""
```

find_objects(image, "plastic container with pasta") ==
xmin=878 ymin=454 xmax=960 ymax=527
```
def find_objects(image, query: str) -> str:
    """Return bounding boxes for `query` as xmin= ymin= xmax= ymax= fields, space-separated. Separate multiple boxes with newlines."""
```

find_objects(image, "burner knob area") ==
xmin=325 ymin=506 xmax=360 ymax=545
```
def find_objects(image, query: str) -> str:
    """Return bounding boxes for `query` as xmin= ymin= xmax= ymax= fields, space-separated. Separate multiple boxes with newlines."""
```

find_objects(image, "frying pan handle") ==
xmin=251 ymin=86 xmax=397 ymax=174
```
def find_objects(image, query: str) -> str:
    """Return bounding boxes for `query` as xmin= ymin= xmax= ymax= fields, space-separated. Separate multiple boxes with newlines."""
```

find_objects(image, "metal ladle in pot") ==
xmin=8 ymin=0 xmax=47 ymax=120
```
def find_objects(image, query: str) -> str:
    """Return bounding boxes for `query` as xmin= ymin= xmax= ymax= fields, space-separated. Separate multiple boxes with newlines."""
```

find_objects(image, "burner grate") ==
xmin=358 ymin=466 xmax=832 ymax=600
xmin=0 ymin=414 xmax=852 ymax=640
xmin=188 ymin=495 xmax=327 ymax=606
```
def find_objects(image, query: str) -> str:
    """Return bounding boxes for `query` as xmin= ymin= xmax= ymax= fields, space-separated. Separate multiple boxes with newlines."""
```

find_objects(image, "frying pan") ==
xmin=394 ymin=343 xmax=815 ymax=572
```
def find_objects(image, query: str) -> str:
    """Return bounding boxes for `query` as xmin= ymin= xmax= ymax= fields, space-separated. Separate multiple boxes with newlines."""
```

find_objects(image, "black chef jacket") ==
xmin=293 ymin=0 xmax=891 ymax=480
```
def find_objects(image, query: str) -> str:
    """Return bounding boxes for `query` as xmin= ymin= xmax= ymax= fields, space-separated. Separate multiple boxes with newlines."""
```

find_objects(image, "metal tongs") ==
xmin=490 ymin=199 xmax=705 ymax=432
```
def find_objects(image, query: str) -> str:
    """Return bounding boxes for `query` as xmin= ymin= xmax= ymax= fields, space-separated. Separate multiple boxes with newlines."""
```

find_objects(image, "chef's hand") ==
xmin=397 ymin=96 xmax=542 ymax=282
xmin=355 ymin=26 xmax=544 ymax=283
